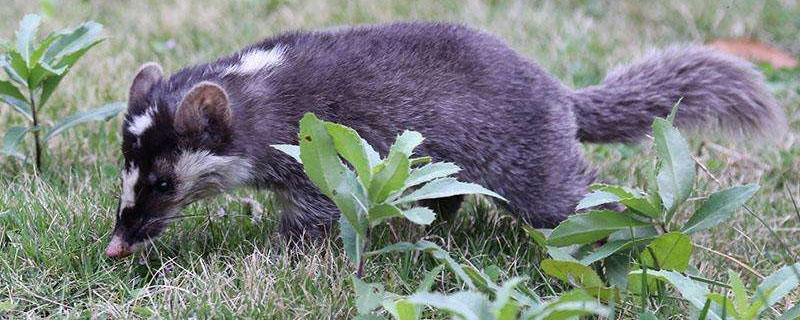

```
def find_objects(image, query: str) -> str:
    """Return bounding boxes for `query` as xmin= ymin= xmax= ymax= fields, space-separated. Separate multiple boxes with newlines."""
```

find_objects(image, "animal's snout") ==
xmin=105 ymin=235 xmax=132 ymax=258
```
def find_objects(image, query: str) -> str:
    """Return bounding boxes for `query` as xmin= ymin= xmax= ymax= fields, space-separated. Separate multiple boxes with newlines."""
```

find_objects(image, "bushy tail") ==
xmin=571 ymin=46 xmax=786 ymax=143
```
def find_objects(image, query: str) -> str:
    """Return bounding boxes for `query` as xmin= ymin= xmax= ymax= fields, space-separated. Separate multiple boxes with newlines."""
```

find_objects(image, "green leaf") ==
xmin=524 ymin=289 xmax=609 ymax=320
xmin=367 ymin=241 xmax=475 ymax=289
xmin=27 ymin=60 xmax=66 ymax=88
xmin=367 ymin=203 xmax=402 ymax=226
xmin=390 ymin=130 xmax=423 ymax=156
xmin=42 ymin=21 xmax=103 ymax=64
xmin=683 ymin=184 xmax=759 ymax=234
xmin=653 ymin=118 xmax=695 ymax=219
xmin=492 ymin=277 xmax=527 ymax=316
xmin=754 ymin=262 xmax=800 ymax=313
xmin=524 ymin=227 xmax=580 ymax=263
xmin=547 ymin=210 xmax=650 ymax=247
xmin=29 ymin=32 xmax=61 ymax=66
xmin=401 ymin=207 xmax=436 ymax=225
xmin=0 ymin=79 xmax=32 ymax=120
xmin=707 ymin=293 xmax=740 ymax=320
xmin=394 ymin=178 xmax=506 ymax=204
xmin=405 ymin=162 xmax=460 ymax=189
xmin=270 ymin=144 xmax=301 ymax=163
xmin=728 ymin=270 xmax=749 ymax=316
xmin=326 ymin=122 xmax=372 ymax=187
xmin=641 ymin=232 xmax=692 ymax=272
xmin=6 ymin=51 xmax=30 ymax=85
xmin=638 ymin=311 xmax=660 ymax=320
xmin=38 ymin=39 xmax=103 ymax=106
xmin=627 ymin=269 xmax=719 ymax=319
xmin=576 ymin=190 xmax=621 ymax=210
xmin=540 ymin=259 xmax=604 ymax=288
xmin=383 ymin=299 xmax=420 ymax=320
xmin=43 ymin=102 xmax=125 ymax=141
xmin=298 ymin=113 xmax=347 ymax=198
xmin=589 ymin=184 xmax=661 ymax=219
xmin=369 ymin=149 xmax=410 ymax=203
xmin=416 ymin=264 xmax=445 ymax=294
xmin=353 ymin=276 xmax=388 ymax=314
xmin=15 ymin=14 xmax=41 ymax=65
xmin=339 ymin=214 xmax=363 ymax=266
xmin=407 ymin=291 xmax=492 ymax=320
xmin=361 ymin=138 xmax=382 ymax=168
xmin=579 ymin=239 xmax=641 ymax=265
xmin=1 ymin=126 xmax=30 ymax=160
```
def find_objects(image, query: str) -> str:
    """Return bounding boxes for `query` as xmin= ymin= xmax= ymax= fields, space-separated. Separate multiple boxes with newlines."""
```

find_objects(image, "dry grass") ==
xmin=1 ymin=0 xmax=798 ymax=318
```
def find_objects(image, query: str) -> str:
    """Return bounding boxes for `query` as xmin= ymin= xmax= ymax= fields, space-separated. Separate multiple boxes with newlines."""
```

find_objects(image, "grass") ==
xmin=1 ymin=0 xmax=799 ymax=318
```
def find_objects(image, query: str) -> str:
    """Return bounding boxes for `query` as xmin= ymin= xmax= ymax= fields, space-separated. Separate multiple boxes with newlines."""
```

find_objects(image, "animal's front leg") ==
xmin=274 ymin=185 xmax=340 ymax=246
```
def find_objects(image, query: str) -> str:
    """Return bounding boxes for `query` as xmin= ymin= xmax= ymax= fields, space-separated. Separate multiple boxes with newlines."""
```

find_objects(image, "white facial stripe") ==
xmin=174 ymin=150 xmax=252 ymax=199
xmin=127 ymin=105 xmax=157 ymax=136
xmin=120 ymin=165 xmax=140 ymax=210
xmin=224 ymin=45 xmax=287 ymax=75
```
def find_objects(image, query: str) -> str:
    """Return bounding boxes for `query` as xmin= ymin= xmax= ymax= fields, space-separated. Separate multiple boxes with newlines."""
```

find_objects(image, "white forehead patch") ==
xmin=173 ymin=150 xmax=253 ymax=199
xmin=127 ymin=105 xmax=157 ymax=136
xmin=120 ymin=165 xmax=140 ymax=210
xmin=224 ymin=44 xmax=287 ymax=76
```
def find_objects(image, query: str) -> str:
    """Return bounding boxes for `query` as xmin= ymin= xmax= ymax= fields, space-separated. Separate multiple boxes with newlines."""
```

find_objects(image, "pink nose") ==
xmin=105 ymin=235 xmax=132 ymax=258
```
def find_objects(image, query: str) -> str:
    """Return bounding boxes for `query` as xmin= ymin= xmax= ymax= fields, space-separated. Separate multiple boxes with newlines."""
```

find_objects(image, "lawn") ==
xmin=1 ymin=0 xmax=798 ymax=318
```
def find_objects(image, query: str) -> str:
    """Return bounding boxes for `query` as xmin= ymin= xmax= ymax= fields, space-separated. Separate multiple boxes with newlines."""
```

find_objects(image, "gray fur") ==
xmin=111 ymin=22 xmax=785 ymax=251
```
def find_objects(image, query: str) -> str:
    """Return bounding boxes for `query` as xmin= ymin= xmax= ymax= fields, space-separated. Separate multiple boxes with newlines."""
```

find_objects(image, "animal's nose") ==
xmin=105 ymin=235 xmax=132 ymax=258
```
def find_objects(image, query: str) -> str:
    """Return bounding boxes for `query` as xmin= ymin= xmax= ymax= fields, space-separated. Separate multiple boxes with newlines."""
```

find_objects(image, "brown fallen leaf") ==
xmin=708 ymin=38 xmax=797 ymax=69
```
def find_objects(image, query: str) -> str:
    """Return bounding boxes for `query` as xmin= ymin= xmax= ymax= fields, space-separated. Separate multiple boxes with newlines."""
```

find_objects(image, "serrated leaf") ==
xmin=390 ymin=130 xmax=423 ymax=156
xmin=641 ymin=232 xmax=692 ymax=271
xmin=30 ymin=32 xmax=61 ymax=67
xmin=0 ymin=79 xmax=32 ymax=120
xmin=327 ymin=122 xmax=372 ymax=187
xmin=43 ymin=21 xmax=103 ymax=64
xmin=728 ymin=270 xmax=749 ymax=316
xmin=753 ymin=262 xmax=800 ymax=314
xmin=367 ymin=203 xmax=402 ymax=226
xmin=524 ymin=227 xmax=580 ymax=263
xmin=540 ymin=259 xmax=604 ymax=288
xmin=6 ymin=51 xmax=29 ymax=85
xmin=16 ymin=14 xmax=41 ymax=65
xmin=1 ymin=126 xmax=30 ymax=160
xmin=492 ymin=277 xmax=527 ymax=315
xmin=38 ymin=39 xmax=103 ymax=106
xmin=361 ymin=138 xmax=381 ymax=168
xmin=401 ymin=207 xmax=436 ymax=225
xmin=547 ymin=210 xmax=650 ymax=247
xmin=394 ymin=177 xmax=506 ymax=204
xmin=369 ymin=149 xmax=410 ymax=203
xmin=270 ymin=144 xmax=301 ymax=163
xmin=683 ymin=184 xmax=759 ymax=234
xmin=42 ymin=102 xmax=125 ymax=142
xmin=405 ymin=162 xmax=460 ymax=189
xmin=590 ymin=185 xmax=661 ymax=219
xmin=653 ymin=118 xmax=695 ymax=220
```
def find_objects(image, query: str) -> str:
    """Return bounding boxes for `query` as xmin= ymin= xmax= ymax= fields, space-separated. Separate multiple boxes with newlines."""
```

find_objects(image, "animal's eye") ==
xmin=154 ymin=179 xmax=172 ymax=193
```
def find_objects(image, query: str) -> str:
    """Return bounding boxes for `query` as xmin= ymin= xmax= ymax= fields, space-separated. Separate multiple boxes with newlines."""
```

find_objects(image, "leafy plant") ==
xmin=527 ymin=115 xmax=800 ymax=319
xmin=273 ymin=113 xmax=609 ymax=319
xmin=0 ymin=14 xmax=124 ymax=170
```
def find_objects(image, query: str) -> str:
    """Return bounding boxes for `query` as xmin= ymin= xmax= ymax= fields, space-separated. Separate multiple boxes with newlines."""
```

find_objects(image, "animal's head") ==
xmin=105 ymin=63 xmax=252 ymax=258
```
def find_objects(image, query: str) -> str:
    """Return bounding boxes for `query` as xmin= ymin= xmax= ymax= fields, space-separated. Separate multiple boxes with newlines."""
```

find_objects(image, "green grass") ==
xmin=1 ymin=0 xmax=799 ymax=318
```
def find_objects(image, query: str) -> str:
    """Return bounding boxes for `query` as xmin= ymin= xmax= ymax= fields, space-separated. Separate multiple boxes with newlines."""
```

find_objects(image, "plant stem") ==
xmin=28 ymin=89 xmax=42 ymax=173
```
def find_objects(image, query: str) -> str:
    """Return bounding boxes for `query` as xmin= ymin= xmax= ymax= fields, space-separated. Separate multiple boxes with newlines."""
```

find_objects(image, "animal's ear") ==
xmin=174 ymin=82 xmax=232 ymax=146
xmin=129 ymin=62 xmax=163 ymax=104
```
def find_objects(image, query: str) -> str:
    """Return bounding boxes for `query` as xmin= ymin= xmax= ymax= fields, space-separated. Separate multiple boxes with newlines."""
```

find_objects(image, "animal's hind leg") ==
xmin=419 ymin=195 xmax=464 ymax=221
